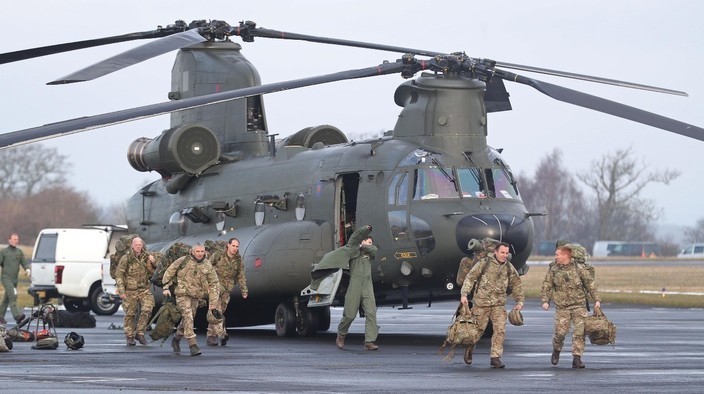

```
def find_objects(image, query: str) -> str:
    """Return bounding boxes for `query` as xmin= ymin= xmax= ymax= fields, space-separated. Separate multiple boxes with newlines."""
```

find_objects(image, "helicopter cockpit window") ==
xmin=413 ymin=168 xmax=458 ymax=200
xmin=388 ymin=172 xmax=409 ymax=206
xmin=457 ymin=168 xmax=484 ymax=198
xmin=388 ymin=211 xmax=409 ymax=242
xmin=486 ymin=168 xmax=520 ymax=199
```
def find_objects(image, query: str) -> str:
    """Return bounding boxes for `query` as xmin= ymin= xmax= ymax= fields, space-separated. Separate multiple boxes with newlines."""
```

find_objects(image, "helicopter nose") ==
xmin=455 ymin=214 xmax=531 ymax=256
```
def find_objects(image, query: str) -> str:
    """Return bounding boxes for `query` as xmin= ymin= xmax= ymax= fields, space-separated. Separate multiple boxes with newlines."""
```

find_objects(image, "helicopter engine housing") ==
xmin=127 ymin=123 xmax=221 ymax=178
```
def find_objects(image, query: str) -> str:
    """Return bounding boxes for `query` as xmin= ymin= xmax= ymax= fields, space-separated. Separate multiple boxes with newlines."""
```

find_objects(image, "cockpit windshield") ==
xmin=413 ymin=168 xmax=458 ymax=200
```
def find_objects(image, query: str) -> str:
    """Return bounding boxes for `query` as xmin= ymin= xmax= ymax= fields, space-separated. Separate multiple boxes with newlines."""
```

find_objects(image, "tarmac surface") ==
xmin=1 ymin=299 xmax=702 ymax=393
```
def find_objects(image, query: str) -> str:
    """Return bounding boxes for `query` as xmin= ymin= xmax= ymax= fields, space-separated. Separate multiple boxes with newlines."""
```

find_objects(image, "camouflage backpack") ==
xmin=150 ymin=242 xmax=191 ymax=288
xmin=109 ymin=233 xmax=139 ymax=280
xmin=456 ymin=237 xmax=500 ymax=286
xmin=149 ymin=296 xmax=182 ymax=341
xmin=204 ymin=239 xmax=227 ymax=259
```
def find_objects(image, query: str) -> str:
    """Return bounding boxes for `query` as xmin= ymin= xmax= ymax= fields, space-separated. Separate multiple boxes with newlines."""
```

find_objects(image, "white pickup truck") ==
xmin=28 ymin=225 xmax=125 ymax=315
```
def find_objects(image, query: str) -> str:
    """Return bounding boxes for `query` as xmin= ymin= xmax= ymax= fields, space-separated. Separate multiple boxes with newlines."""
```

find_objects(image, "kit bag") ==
xmin=585 ymin=306 xmax=617 ymax=345
xmin=439 ymin=303 xmax=482 ymax=361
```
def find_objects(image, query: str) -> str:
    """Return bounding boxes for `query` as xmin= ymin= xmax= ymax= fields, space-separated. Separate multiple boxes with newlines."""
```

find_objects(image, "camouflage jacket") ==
xmin=211 ymin=251 xmax=247 ymax=294
xmin=540 ymin=260 xmax=601 ymax=309
xmin=460 ymin=255 xmax=525 ymax=307
xmin=115 ymin=251 xmax=155 ymax=293
xmin=163 ymin=255 xmax=220 ymax=305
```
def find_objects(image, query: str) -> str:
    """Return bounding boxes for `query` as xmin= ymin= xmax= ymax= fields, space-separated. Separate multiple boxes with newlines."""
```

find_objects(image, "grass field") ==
xmin=4 ymin=263 xmax=703 ymax=312
xmin=520 ymin=264 xmax=704 ymax=308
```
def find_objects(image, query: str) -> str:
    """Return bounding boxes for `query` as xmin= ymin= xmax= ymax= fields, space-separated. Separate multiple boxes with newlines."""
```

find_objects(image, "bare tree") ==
xmin=0 ymin=144 xmax=71 ymax=198
xmin=0 ymin=186 xmax=100 ymax=245
xmin=684 ymin=218 xmax=704 ymax=243
xmin=518 ymin=149 xmax=595 ymax=250
xmin=578 ymin=147 xmax=680 ymax=241
xmin=98 ymin=201 xmax=129 ymax=225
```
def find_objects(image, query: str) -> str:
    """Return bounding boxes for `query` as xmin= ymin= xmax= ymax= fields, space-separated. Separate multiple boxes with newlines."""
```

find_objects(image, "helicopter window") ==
xmin=388 ymin=211 xmax=409 ymax=242
xmin=388 ymin=172 xmax=409 ymax=206
xmin=413 ymin=168 xmax=458 ymax=200
xmin=457 ymin=168 xmax=484 ymax=198
xmin=410 ymin=215 xmax=435 ymax=256
xmin=487 ymin=168 xmax=519 ymax=199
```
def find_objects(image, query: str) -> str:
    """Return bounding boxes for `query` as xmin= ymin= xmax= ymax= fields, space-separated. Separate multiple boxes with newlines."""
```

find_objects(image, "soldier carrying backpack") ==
xmin=541 ymin=242 xmax=602 ymax=369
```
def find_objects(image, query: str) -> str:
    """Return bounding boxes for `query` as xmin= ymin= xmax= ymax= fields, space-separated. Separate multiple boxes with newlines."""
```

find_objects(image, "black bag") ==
xmin=55 ymin=310 xmax=97 ymax=328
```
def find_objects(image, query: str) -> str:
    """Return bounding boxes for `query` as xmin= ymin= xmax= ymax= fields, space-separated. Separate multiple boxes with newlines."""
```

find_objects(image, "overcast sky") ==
xmin=2 ymin=0 xmax=703 ymax=228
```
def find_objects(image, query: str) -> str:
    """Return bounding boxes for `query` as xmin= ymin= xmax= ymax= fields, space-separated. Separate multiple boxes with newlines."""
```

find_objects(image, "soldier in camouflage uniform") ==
xmin=206 ymin=238 xmax=248 ymax=347
xmin=460 ymin=242 xmax=524 ymax=368
xmin=115 ymin=237 xmax=156 ymax=346
xmin=541 ymin=243 xmax=601 ymax=369
xmin=162 ymin=244 xmax=220 ymax=356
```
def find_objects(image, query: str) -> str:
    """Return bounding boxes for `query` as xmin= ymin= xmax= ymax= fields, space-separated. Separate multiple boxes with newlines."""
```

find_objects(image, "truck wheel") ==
xmin=90 ymin=286 xmax=119 ymax=315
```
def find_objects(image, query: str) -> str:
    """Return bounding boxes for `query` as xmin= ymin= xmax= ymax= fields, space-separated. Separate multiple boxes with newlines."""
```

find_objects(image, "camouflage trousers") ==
xmin=471 ymin=305 xmax=507 ymax=358
xmin=207 ymin=290 xmax=231 ymax=338
xmin=122 ymin=288 xmax=155 ymax=338
xmin=175 ymin=296 xmax=201 ymax=340
xmin=552 ymin=307 xmax=588 ymax=356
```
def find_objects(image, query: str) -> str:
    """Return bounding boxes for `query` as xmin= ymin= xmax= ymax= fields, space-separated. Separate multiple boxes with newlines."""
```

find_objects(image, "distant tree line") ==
xmin=517 ymin=147 xmax=690 ymax=256
xmin=0 ymin=145 xmax=105 ymax=245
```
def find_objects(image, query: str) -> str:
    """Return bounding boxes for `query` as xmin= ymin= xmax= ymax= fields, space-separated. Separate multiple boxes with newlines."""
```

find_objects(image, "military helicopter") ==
xmin=2 ymin=20 xmax=703 ymax=337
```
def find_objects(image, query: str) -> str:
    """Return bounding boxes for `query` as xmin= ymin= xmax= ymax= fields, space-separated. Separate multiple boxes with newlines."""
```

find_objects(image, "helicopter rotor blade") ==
xmin=234 ymin=21 xmax=686 ymax=97
xmin=494 ymin=61 xmax=687 ymax=97
xmin=494 ymin=69 xmax=704 ymax=142
xmin=0 ymin=62 xmax=405 ymax=149
xmin=0 ymin=24 xmax=188 ymax=65
xmin=48 ymin=29 xmax=206 ymax=85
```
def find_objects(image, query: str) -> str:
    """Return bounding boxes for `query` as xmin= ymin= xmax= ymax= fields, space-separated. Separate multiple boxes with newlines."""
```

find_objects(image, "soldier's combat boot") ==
xmin=336 ymin=333 xmax=346 ymax=349
xmin=464 ymin=345 xmax=474 ymax=365
xmin=188 ymin=338 xmax=201 ymax=356
xmin=206 ymin=336 xmax=218 ymax=346
xmin=190 ymin=344 xmax=202 ymax=356
xmin=363 ymin=342 xmax=379 ymax=351
xmin=126 ymin=336 xmax=136 ymax=346
xmin=221 ymin=333 xmax=229 ymax=346
xmin=572 ymin=355 xmax=585 ymax=369
xmin=551 ymin=350 xmax=560 ymax=365
xmin=171 ymin=336 xmax=181 ymax=354
xmin=490 ymin=357 xmax=505 ymax=369
xmin=135 ymin=334 xmax=147 ymax=345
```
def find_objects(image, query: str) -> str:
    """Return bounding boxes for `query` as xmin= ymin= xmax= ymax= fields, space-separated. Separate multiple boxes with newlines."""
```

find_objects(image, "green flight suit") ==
xmin=337 ymin=243 xmax=379 ymax=343
xmin=0 ymin=245 xmax=29 ymax=320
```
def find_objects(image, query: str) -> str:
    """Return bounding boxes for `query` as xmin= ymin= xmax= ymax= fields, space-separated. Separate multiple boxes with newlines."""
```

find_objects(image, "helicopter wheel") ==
xmin=316 ymin=306 xmax=331 ymax=332
xmin=274 ymin=302 xmax=295 ymax=337
xmin=296 ymin=306 xmax=319 ymax=337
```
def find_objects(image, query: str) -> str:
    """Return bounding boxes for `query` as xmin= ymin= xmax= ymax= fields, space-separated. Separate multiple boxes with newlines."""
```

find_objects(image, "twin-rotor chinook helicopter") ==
xmin=2 ymin=20 xmax=703 ymax=336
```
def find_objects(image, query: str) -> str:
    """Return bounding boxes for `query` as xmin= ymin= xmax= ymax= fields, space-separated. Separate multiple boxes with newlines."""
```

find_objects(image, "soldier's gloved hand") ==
xmin=162 ymin=289 xmax=171 ymax=298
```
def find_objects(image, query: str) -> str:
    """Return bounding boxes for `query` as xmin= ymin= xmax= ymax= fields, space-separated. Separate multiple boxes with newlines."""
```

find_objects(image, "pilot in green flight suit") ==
xmin=335 ymin=227 xmax=379 ymax=350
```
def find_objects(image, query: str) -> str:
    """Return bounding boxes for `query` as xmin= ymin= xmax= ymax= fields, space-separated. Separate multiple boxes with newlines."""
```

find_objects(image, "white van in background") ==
xmin=592 ymin=241 xmax=661 ymax=257
xmin=677 ymin=244 xmax=704 ymax=258
xmin=28 ymin=225 xmax=126 ymax=315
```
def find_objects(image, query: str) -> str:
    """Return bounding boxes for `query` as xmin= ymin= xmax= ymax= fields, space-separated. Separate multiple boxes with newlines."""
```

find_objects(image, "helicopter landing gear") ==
xmin=274 ymin=302 xmax=296 ymax=337
xmin=296 ymin=306 xmax=319 ymax=337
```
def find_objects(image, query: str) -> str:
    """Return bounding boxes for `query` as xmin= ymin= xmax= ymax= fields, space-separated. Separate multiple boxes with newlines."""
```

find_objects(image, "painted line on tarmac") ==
xmin=601 ymin=289 xmax=704 ymax=296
